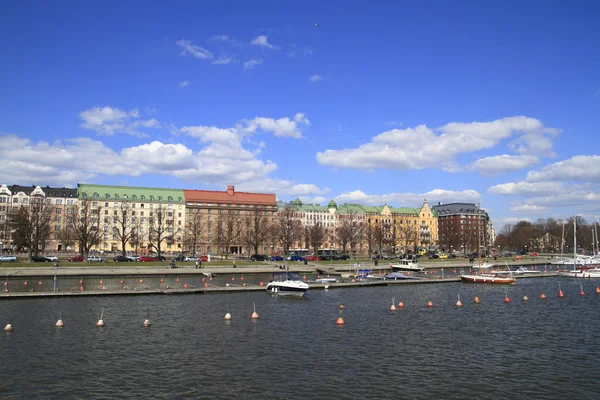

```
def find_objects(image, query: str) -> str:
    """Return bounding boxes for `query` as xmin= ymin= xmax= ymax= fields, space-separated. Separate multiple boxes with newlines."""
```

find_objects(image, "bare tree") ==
xmin=373 ymin=221 xmax=386 ymax=255
xmin=214 ymin=210 xmax=241 ymax=259
xmin=307 ymin=222 xmax=326 ymax=258
xmin=275 ymin=206 xmax=303 ymax=256
xmin=128 ymin=218 xmax=143 ymax=255
xmin=364 ymin=223 xmax=374 ymax=257
xmin=58 ymin=226 xmax=76 ymax=252
xmin=398 ymin=220 xmax=418 ymax=254
xmin=245 ymin=210 xmax=269 ymax=255
xmin=184 ymin=208 xmax=204 ymax=255
xmin=8 ymin=198 xmax=53 ymax=259
xmin=113 ymin=202 xmax=134 ymax=256
xmin=68 ymin=199 xmax=103 ymax=258
xmin=349 ymin=218 xmax=365 ymax=255
xmin=336 ymin=220 xmax=351 ymax=253
xmin=148 ymin=205 xmax=174 ymax=258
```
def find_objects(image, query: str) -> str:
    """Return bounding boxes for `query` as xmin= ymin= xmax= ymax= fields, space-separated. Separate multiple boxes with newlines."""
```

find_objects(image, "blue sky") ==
xmin=1 ymin=0 xmax=600 ymax=228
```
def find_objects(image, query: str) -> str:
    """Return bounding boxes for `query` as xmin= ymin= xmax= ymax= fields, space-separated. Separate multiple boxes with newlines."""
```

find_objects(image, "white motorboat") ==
xmin=513 ymin=267 xmax=542 ymax=275
xmin=558 ymin=268 xmax=600 ymax=278
xmin=266 ymin=272 xmax=310 ymax=296
xmin=315 ymin=277 xmax=337 ymax=283
xmin=389 ymin=259 xmax=424 ymax=272
xmin=383 ymin=272 xmax=409 ymax=280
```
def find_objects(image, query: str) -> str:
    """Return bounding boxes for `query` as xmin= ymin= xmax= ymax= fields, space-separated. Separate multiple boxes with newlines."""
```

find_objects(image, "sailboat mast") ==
xmin=560 ymin=221 xmax=565 ymax=258
xmin=574 ymin=217 xmax=577 ymax=260
xmin=594 ymin=216 xmax=599 ymax=256
xmin=477 ymin=203 xmax=481 ymax=268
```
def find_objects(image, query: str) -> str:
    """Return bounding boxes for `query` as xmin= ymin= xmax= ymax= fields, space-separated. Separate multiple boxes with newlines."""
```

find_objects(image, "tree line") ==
xmin=494 ymin=216 xmax=600 ymax=254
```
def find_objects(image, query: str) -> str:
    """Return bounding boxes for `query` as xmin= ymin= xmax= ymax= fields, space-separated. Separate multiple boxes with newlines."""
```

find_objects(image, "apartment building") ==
xmin=432 ymin=202 xmax=491 ymax=255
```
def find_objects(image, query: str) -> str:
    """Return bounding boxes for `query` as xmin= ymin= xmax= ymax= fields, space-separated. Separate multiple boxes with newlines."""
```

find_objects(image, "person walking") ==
xmin=195 ymin=260 xmax=199 ymax=269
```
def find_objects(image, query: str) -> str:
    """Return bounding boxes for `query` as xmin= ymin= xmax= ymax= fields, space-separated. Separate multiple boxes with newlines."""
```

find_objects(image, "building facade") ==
xmin=184 ymin=185 xmax=278 ymax=256
xmin=432 ymin=202 xmax=491 ymax=255
xmin=0 ymin=184 xmax=77 ymax=252
xmin=77 ymin=184 xmax=186 ymax=255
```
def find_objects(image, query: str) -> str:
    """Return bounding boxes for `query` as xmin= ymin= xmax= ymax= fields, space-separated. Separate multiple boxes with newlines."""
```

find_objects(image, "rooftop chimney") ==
xmin=227 ymin=185 xmax=234 ymax=196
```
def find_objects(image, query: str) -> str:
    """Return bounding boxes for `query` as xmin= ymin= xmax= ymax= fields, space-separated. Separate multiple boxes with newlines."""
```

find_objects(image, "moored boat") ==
xmin=460 ymin=273 xmax=516 ymax=284
xmin=383 ymin=272 xmax=409 ymax=280
xmin=389 ymin=259 xmax=424 ymax=272
xmin=266 ymin=272 xmax=310 ymax=296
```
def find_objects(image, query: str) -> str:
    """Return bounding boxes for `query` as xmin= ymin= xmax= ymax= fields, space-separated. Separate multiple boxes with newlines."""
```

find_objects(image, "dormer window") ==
xmin=106 ymin=193 xmax=110 ymax=199
xmin=132 ymin=195 xmax=137 ymax=200
xmin=140 ymin=195 xmax=145 ymax=200
xmin=149 ymin=195 xmax=154 ymax=201
xmin=114 ymin=194 xmax=119 ymax=200
xmin=93 ymin=193 xmax=99 ymax=199
xmin=168 ymin=196 xmax=173 ymax=202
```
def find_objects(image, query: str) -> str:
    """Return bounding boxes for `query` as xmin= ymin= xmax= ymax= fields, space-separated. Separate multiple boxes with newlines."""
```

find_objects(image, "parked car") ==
xmin=530 ymin=253 xmax=538 ymax=257
xmin=338 ymin=254 xmax=350 ymax=260
xmin=286 ymin=255 xmax=305 ymax=261
xmin=427 ymin=254 xmax=440 ymax=259
xmin=45 ymin=256 xmax=59 ymax=262
xmin=270 ymin=255 xmax=284 ymax=261
xmin=113 ymin=255 xmax=132 ymax=262
xmin=31 ymin=255 xmax=51 ymax=262
xmin=0 ymin=255 xmax=17 ymax=262
xmin=250 ymin=254 xmax=268 ymax=261
xmin=68 ymin=255 xmax=85 ymax=262
xmin=139 ymin=256 xmax=158 ymax=262
xmin=126 ymin=255 xmax=140 ymax=261
xmin=199 ymin=255 xmax=209 ymax=262
xmin=184 ymin=256 xmax=199 ymax=262
xmin=305 ymin=255 xmax=324 ymax=261
xmin=172 ymin=255 xmax=187 ymax=262
xmin=438 ymin=254 xmax=448 ymax=259
xmin=87 ymin=256 xmax=106 ymax=262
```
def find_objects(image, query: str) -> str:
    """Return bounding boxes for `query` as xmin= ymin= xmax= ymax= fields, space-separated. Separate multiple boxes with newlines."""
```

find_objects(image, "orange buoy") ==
xmin=183 ymin=283 xmax=189 ymax=289
xmin=456 ymin=295 xmax=462 ymax=307
xmin=474 ymin=296 xmax=480 ymax=304
xmin=303 ymin=275 xmax=306 ymax=280
xmin=390 ymin=297 xmax=397 ymax=311
xmin=540 ymin=293 xmax=546 ymax=299
xmin=160 ymin=278 xmax=164 ymax=283
xmin=452 ymin=270 xmax=456 ymax=274
xmin=251 ymin=303 xmax=259 ymax=319
xmin=202 ymin=277 xmax=205 ymax=282
xmin=120 ymin=279 xmax=124 ymax=284
xmin=596 ymin=286 xmax=600 ymax=294
xmin=579 ymin=286 xmax=585 ymax=296
xmin=240 ymin=275 xmax=244 ymax=281
xmin=204 ymin=283 xmax=208 ymax=288
xmin=558 ymin=289 xmax=564 ymax=298
xmin=38 ymin=281 xmax=42 ymax=285
xmin=4 ymin=323 xmax=14 ymax=332
xmin=339 ymin=304 xmax=345 ymax=309
xmin=398 ymin=301 xmax=404 ymax=308
xmin=176 ymin=278 xmax=180 ymax=282
xmin=96 ymin=310 xmax=105 ymax=327
xmin=99 ymin=280 xmax=103 ymax=285
xmin=23 ymin=280 xmax=28 ymax=286
xmin=427 ymin=301 xmax=433 ymax=307
xmin=259 ymin=282 xmax=264 ymax=286
xmin=504 ymin=295 xmax=511 ymax=303
xmin=139 ymin=279 xmax=143 ymax=284
xmin=232 ymin=276 xmax=235 ymax=281
xmin=79 ymin=286 xmax=83 ymax=291
xmin=3 ymin=281 xmax=7 ymax=286
xmin=317 ymin=275 xmax=321 ymax=279
xmin=2 ymin=289 xmax=8 ymax=293
xmin=79 ymin=279 xmax=83 ymax=284
xmin=209 ymin=276 xmax=213 ymax=281
xmin=336 ymin=316 xmax=345 ymax=325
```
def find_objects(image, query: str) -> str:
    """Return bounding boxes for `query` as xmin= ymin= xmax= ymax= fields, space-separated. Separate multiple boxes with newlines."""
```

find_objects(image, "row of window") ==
xmin=84 ymin=192 xmax=184 ymax=203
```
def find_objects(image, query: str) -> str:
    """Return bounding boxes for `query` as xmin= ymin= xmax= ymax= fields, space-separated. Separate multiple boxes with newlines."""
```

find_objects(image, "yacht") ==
xmin=389 ymin=258 xmax=424 ymax=272
xmin=266 ymin=272 xmax=310 ymax=296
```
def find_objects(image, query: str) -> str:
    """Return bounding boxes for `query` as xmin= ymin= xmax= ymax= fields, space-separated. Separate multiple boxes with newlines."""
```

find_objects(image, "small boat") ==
xmin=558 ymin=267 xmax=600 ymax=278
xmin=383 ymin=272 xmax=409 ymax=280
xmin=315 ymin=277 xmax=337 ymax=283
xmin=460 ymin=273 xmax=516 ymax=284
xmin=389 ymin=259 xmax=424 ymax=272
xmin=266 ymin=272 xmax=310 ymax=296
xmin=512 ymin=267 xmax=542 ymax=275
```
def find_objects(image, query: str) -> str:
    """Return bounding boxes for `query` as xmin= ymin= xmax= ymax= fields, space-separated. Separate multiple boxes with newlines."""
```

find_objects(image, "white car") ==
xmin=0 ymin=255 xmax=17 ymax=262
xmin=86 ymin=256 xmax=106 ymax=262
xmin=45 ymin=256 xmax=59 ymax=262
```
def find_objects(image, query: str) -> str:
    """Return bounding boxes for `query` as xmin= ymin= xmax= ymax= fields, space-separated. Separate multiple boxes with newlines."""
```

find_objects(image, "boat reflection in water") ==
xmin=266 ymin=272 xmax=310 ymax=296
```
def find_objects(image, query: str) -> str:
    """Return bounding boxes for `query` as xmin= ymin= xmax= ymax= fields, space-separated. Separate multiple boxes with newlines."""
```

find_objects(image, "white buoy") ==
xmin=224 ymin=312 xmax=232 ymax=320
xmin=96 ymin=309 xmax=105 ymax=327
xmin=324 ymin=285 xmax=330 ymax=290
xmin=143 ymin=311 xmax=151 ymax=327
xmin=4 ymin=323 xmax=13 ymax=332
xmin=56 ymin=311 xmax=64 ymax=327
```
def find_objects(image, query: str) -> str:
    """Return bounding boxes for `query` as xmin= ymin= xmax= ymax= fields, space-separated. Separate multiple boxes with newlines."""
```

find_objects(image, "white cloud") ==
xmin=79 ymin=106 xmax=159 ymax=137
xmin=212 ymin=55 xmax=236 ymax=65
xmin=494 ymin=217 xmax=532 ymax=226
xmin=526 ymin=155 xmax=600 ymax=182
xmin=244 ymin=113 xmax=309 ymax=138
xmin=334 ymin=188 xmax=481 ymax=206
xmin=243 ymin=58 xmax=262 ymax=69
xmin=471 ymin=154 xmax=540 ymax=176
xmin=176 ymin=39 xmax=213 ymax=59
xmin=509 ymin=204 xmax=549 ymax=213
xmin=249 ymin=35 xmax=279 ymax=49
xmin=304 ymin=47 xmax=313 ymax=56
xmin=211 ymin=35 xmax=229 ymax=41
xmin=488 ymin=181 xmax=563 ymax=196
xmin=286 ymin=184 xmax=330 ymax=196
xmin=316 ymin=116 xmax=559 ymax=172
xmin=178 ymin=80 xmax=190 ymax=88
xmin=309 ymin=74 xmax=322 ymax=82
